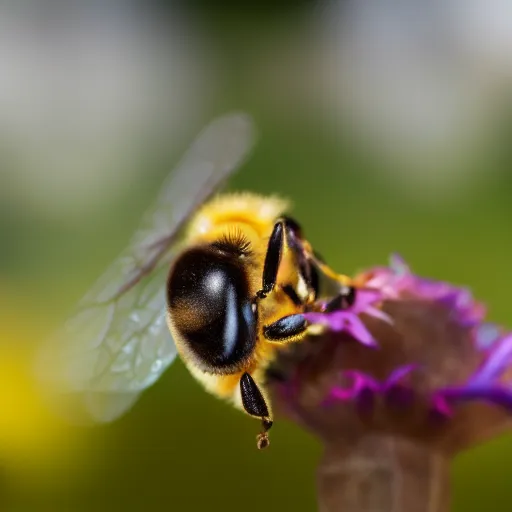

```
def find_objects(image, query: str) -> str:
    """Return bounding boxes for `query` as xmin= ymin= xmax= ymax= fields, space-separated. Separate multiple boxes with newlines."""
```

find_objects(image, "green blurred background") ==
xmin=2 ymin=1 xmax=512 ymax=510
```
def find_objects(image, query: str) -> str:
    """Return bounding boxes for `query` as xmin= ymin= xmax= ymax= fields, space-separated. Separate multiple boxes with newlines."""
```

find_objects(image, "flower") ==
xmin=0 ymin=302 xmax=90 ymax=485
xmin=304 ymin=288 xmax=392 ymax=347
xmin=268 ymin=254 xmax=512 ymax=452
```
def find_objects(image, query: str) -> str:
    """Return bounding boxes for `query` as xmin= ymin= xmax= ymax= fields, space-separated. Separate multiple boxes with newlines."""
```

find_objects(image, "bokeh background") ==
xmin=2 ymin=1 xmax=512 ymax=510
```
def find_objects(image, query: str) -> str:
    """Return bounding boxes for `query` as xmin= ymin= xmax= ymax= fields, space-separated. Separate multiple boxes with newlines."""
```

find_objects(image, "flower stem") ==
xmin=316 ymin=435 xmax=450 ymax=512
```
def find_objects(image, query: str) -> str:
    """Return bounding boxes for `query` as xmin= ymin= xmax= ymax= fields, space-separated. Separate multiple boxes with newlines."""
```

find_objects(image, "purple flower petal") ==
xmin=438 ymin=386 xmax=512 ymax=411
xmin=306 ymin=254 xmax=512 ymax=423
xmin=326 ymin=371 xmax=378 ymax=404
xmin=384 ymin=364 xmax=417 ymax=389
xmin=365 ymin=305 xmax=394 ymax=325
xmin=474 ymin=322 xmax=502 ymax=351
xmin=430 ymin=394 xmax=454 ymax=418
xmin=363 ymin=271 xmax=401 ymax=299
xmin=360 ymin=255 xmax=487 ymax=329
xmin=343 ymin=370 xmax=380 ymax=393
xmin=304 ymin=311 xmax=379 ymax=347
xmin=437 ymin=290 xmax=465 ymax=309
xmin=329 ymin=387 xmax=356 ymax=402
xmin=325 ymin=366 xmax=418 ymax=411
xmin=432 ymin=334 xmax=512 ymax=413
xmin=468 ymin=334 xmax=512 ymax=386
xmin=350 ymin=288 xmax=383 ymax=314
xmin=276 ymin=253 xmax=512 ymax=446
xmin=344 ymin=315 xmax=379 ymax=347
xmin=304 ymin=284 xmax=387 ymax=346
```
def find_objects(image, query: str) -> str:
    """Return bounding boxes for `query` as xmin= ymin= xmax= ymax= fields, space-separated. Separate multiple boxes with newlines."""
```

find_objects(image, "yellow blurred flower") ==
xmin=0 ymin=299 xmax=91 ymax=487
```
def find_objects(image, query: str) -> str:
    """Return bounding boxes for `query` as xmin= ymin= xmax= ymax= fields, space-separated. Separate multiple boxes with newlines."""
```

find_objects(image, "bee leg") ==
xmin=264 ymin=314 xmax=309 ymax=342
xmin=299 ymin=240 xmax=353 ymax=291
xmin=313 ymin=255 xmax=352 ymax=288
xmin=281 ymin=218 xmax=319 ymax=303
xmin=256 ymin=220 xmax=285 ymax=299
xmin=324 ymin=284 xmax=357 ymax=312
xmin=240 ymin=372 xmax=273 ymax=449
xmin=256 ymin=217 xmax=320 ymax=303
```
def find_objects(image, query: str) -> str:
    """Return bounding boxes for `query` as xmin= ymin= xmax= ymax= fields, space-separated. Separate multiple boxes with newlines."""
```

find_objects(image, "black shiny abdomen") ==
xmin=167 ymin=246 xmax=256 ymax=372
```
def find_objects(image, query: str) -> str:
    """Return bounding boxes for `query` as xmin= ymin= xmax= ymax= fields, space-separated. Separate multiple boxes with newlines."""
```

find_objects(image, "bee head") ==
xmin=166 ymin=244 xmax=257 ymax=373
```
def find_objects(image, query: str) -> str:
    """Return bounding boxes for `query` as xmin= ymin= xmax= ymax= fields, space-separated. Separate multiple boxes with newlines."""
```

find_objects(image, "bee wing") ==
xmin=37 ymin=112 xmax=257 ymax=423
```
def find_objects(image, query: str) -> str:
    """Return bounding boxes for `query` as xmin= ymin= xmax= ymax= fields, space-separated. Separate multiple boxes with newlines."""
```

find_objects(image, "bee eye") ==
xmin=167 ymin=247 xmax=257 ymax=371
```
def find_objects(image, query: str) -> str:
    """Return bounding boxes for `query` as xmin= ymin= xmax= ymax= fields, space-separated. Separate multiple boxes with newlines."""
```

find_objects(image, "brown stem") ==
xmin=316 ymin=435 xmax=450 ymax=512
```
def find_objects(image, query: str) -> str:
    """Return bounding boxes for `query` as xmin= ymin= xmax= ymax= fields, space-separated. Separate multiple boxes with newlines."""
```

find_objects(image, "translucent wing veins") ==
xmin=82 ymin=111 xmax=256 ymax=307
xmin=37 ymin=112 xmax=257 ymax=422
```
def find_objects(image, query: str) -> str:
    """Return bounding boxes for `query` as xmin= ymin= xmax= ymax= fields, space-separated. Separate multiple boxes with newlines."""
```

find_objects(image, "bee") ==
xmin=37 ymin=112 xmax=355 ymax=449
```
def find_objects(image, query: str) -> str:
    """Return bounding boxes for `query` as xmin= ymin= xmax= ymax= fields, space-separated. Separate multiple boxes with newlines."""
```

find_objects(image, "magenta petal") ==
xmin=469 ymin=334 xmax=512 ymax=386
xmin=438 ymin=290 xmax=465 ymax=310
xmin=304 ymin=310 xmax=380 ymax=347
xmin=365 ymin=270 xmax=402 ymax=298
xmin=344 ymin=315 xmax=378 ymax=347
xmin=325 ymin=371 xmax=379 ymax=405
xmin=329 ymin=387 xmax=356 ymax=402
xmin=439 ymin=386 xmax=512 ymax=411
xmin=365 ymin=305 xmax=394 ymax=325
xmin=384 ymin=364 xmax=417 ymax=388
xmin=326 ymin=367 xmax=421 ymax=413
xmin=430 ymin=394 xmax=454 ymax=417
xmin=430 ymin=334 xmax=512 ymax=413
xmin=351 ymin=289 xmax=383 ymax=314
xmin=304 ymin=312 xmax=337 ymax=328
xmin=305 ymin=254 xmax=512 ymax=421
xmin=343 ymin=370 xmax=380 ymax=392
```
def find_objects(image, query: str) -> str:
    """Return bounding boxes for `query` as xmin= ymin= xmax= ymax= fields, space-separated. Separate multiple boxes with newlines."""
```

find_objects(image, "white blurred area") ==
xmin=316 ymin=0 xmax=512 ymax=203
xmin=3 ymin=0 xmax=512 ymax=214
xmin=0 ymin=1 xmax=218 ymax=220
